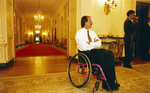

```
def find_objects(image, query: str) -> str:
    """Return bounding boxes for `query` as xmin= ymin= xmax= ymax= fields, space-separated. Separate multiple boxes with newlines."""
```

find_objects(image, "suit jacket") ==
xmin=141 ymin=23 xmax=150 ymax=45
xmin=124 ymin=18 xmax=137 ymax=43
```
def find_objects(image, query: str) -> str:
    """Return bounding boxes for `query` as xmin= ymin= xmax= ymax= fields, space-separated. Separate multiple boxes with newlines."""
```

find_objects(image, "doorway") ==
xmin=34 ymin=34 xmax=41 ymax=43
xmin=135 ymin=1 xmax=150 ymax=57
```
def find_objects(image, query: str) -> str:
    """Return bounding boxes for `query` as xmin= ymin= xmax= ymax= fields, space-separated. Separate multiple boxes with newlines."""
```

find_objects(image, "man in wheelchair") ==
xmin=75 ymin=16 xmax=120 ymax=91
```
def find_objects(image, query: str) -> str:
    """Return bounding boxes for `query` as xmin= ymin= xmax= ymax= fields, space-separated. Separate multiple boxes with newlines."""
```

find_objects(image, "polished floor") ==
xmin=0 ymin=45 xmax=149 ymax=78
xmin=0 ymin=56 xmax=69 ymax=77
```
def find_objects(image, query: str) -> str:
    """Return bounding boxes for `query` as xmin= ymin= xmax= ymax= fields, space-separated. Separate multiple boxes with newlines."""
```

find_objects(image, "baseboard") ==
xmin=0 ymin=58 xmax=14 ymax=69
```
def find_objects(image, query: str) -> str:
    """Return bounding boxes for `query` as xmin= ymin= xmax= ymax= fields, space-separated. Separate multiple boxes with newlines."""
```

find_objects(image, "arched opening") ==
xmin=34 ymin=34 xmax=41 ymax=43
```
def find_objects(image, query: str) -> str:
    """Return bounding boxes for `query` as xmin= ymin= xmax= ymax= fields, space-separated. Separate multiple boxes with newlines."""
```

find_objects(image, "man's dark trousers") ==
xmin=79 ymin=49 xmax=116 ymax=87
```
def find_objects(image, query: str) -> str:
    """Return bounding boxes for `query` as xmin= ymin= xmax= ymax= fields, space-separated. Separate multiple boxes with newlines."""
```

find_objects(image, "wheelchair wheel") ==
xmin=68 ymin=53 xmax=92 ymax=88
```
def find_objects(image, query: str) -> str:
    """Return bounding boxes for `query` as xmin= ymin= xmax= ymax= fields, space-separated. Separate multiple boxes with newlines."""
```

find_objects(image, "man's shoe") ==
xmin=103 ymin=85 xmax=119 ymax=91
xmin=114 ymin=83 xmax=120 ymax=87
xmin=111 ymin=86 xmax=119 ymax=90
xmin=123 ymin=65 xmax=133 ymax=68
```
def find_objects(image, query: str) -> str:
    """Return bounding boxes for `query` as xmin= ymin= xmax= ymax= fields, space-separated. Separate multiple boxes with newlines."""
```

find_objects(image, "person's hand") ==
xmin=133 ymin=16 xmax=139 ymax=23
xmin=94 ymin=38 xmax=99 ymax=42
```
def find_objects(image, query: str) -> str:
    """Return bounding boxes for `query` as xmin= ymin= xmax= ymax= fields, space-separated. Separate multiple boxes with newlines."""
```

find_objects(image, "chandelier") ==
xmin=35 ymin=30 xmax=40 ymax=34
xmin=34 ymin=10 xmax=44 ymax=22
xmin=35 ymin=25 xmax=42 ymax=29
xmin=104 ymin=0 xmax=117 ymax=15
xmin=34 ymin=0 xmax=44 ymax=22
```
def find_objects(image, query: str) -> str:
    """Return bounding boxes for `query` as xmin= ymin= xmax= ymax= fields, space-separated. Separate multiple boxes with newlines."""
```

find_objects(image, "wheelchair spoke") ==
xmin=68 ymin=53 xmax=92 ymax=88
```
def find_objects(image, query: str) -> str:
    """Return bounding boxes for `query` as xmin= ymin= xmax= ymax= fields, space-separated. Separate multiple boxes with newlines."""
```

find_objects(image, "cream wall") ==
xmin=69 ymin=0 xmax=136 ymax=56
xmin=0 ymin=0 xmax=14 ymax=63
xmin=14 ymin=8 xmax=26 ymax=45
xmin=49 ymin=0 xmax=68 ymax=44
xmin=80 ymin=0 xmax=136 ymax=37
xmin=49 ymin=0 xmax=69 ymax=53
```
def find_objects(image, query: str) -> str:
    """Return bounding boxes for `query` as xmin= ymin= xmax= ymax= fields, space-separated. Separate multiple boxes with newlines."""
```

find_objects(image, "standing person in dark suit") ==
xmin=141 ymin=18 xmax=150 ymax=61
xmin=134 ymin=16 xmax=141 ymax=57
xmin=123 ymin=10 xmax=138 ymax=68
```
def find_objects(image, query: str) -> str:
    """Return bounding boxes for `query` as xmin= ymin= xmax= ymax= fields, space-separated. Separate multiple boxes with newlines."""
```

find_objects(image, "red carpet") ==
xmin=16 ymin=44 xmax=66 ymax=57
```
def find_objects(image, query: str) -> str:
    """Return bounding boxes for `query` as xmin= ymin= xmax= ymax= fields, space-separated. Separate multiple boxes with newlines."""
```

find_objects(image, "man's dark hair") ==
xmin=81 ymin=16 xmax=90 ymax=28
xmin=127 ymin=10 xmax=135 ymax=17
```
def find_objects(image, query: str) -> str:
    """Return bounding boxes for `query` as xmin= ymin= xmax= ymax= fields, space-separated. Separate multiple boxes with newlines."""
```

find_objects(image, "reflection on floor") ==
xmin=0 ymin=55 xmax=149 ymax=78
xmin=0 ymin=56 xmax=69 ymax=77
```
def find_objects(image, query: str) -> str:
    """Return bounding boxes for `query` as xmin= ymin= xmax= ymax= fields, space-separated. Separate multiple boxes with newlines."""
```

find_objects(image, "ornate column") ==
xmin=0 ymin=0 xmax=14 ymax=68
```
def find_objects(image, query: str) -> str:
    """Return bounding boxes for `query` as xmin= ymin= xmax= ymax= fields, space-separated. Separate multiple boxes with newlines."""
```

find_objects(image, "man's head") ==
xmin=81 ymin=16 xmax=93 ymax=29
xmin=127 ymin=10 xmax=135 ymax=19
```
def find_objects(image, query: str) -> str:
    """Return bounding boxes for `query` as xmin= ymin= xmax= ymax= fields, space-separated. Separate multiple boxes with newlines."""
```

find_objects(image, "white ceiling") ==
xmin=14 ymin=0 xmax=59 ymax=24
xmin=14 ymin=0 xmax=150 ymax=25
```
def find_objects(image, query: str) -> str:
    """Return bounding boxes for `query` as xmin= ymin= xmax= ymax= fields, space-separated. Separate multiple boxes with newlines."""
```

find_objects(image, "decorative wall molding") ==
xmin=0 ymin=43 xmax=7 ymax=63
xmin=0 ymin=0 xmax=7 ymax=43
xmin=0 ymin=37 xmax=5 ymax=43
xmin=0 ymin=0 xmax=2 ymax=37
xmin=0 ymin=43 xmax=7 ymax=46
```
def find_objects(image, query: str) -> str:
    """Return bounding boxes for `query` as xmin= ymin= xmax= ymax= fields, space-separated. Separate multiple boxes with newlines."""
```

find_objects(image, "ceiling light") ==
xmin=43 ymin=33 xmax=46 ymax=35
xmin=34 ymin=0 xmax=44 ymax=22
xmin=34 ymin=10 xmax=44 ymax=22
xmin=35 ymin=25 xmax=42 ymax=29
xmin=35 ymin=30 xmax=40 ymax=34
xmin=29 ymin=32 xmax=33 ymax=35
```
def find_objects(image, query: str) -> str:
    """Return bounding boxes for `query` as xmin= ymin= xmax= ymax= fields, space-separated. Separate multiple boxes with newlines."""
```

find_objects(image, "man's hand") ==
xmin=133 ymin=16 xmax=139 ymax=23
xmin=94 ymin=38 xmax=99 ymax=42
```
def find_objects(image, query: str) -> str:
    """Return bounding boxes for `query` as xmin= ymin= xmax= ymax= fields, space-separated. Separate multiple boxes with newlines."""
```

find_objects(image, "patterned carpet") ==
xmin=0 ymin=64 xmax=150 ymax=93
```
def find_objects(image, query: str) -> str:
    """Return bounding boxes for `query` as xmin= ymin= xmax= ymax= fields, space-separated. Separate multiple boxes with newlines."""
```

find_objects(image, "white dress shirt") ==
xmin=75 ymin=28 xmax=101 ymax=51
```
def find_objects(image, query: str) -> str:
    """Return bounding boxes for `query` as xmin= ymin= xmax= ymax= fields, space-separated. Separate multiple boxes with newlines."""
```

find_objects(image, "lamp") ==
xmin=104 ymin=0 xmax=117 ymax=15
xmin=29 ymin=32 xmax=33 ymax=35
xmin=34 ymin=0 xmax=44 ymax=22
xmin=43 ymin=33 xmax=46 ymax=43
xmin=42 ymin=33 xmax=46 ymax=35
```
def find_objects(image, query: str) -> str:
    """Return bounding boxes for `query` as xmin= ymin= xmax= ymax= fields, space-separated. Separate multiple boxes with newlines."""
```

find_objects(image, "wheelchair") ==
xmin=67 ymin=53 xmax=119 ymax=93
